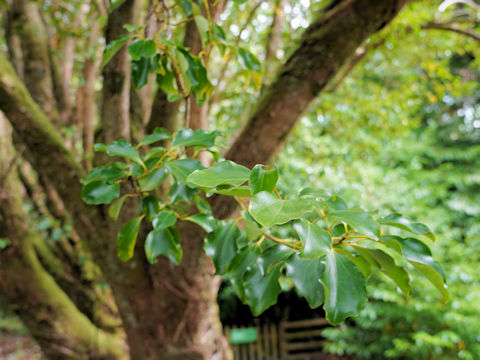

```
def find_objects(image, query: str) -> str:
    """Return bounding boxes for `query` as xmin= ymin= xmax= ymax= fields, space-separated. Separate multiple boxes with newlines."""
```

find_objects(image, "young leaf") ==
xmin=293 ymin=220 xmax=332 ymax=259
xmin=187 ymin=161 xmax=250 ymax=188
xmin=320 ymin=250 xmax=367 ymax=325
xmin=378 ymin=213 xmax=435 ymax=240
xmin=244 ymin=263 xmax=282 ymax=316
xmin=128 ymin=39 xmax=156 ymax=61
xmin=249 ymin=191 xmax=312 ymax=228
xmin=101 ymin=34 xmax=130 ymax=68
xmin=286 ymin=253 xmax=326 ymax=308
xmin=139 ymin=128 xmax=171 ymax=146
xmin=328 ymin=210 xmax=380 ymax=240
xmin=204 ymin=221 xmax=240 ymax=275
xmin=82 ymin=181 xmax=120 ymax=205
xmin=117 ymin=216 xmax=143 ymax=261
xmin=172 ymin=129 xmax=219 ymax=148
xmin=249 ymin=164 xmax=279 ymax=195
xmin=144 ymin=228 xmax=182 ymax=265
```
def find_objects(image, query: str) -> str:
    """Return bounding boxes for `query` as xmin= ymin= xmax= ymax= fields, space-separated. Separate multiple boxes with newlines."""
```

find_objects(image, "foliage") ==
xmin=82 ymin=127 xmax=447 ymax=324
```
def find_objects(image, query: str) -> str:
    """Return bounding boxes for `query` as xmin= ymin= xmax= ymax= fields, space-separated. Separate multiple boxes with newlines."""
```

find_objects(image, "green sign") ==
xmin=229 ymin=327 xmax=258 ymax=344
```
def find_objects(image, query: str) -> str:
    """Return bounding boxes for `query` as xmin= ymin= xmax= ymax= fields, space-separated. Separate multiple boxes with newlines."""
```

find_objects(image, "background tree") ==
xmin=0 ymin=0 xmax=458 ymax=359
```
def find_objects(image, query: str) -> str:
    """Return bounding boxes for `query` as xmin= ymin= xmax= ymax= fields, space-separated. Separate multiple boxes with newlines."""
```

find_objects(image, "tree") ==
xmin=0 ymin=0 xmax=446 ymax=359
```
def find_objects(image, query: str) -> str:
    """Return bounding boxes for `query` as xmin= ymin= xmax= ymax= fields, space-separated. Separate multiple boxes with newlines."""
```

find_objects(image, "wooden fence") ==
xmin=224 ymin=318 xmax=329 ymax=360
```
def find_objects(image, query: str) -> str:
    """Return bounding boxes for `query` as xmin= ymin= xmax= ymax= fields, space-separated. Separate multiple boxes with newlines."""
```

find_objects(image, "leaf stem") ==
xmin=262 ymin=232 xmax=301 ymax=250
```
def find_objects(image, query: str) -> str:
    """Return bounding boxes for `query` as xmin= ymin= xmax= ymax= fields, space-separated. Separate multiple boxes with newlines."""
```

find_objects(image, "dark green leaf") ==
xmin=166 ymin=158 xmax=205 ymax=183
xmin=152 ymin=210 xmax=177 ymax=230
xmin=328 ymin=210 xmax=380 ymax=240
xmin=117 ymin=216 xmax=143 ymax=261
xmin=138 ymin=166 xmax=169 ymax=191
xmin=178 ymin=49 xmax=212 ymax=104
xmin=244 ymin=263 xmax=282 ymax=316
xmin=141 ymin=195 xmax=160 ymax=221
xmin=128 ymin=39 xmax=156 ymax=61
xmin=101 ymin=35 xmax=130 ymax=68
xmin=286 ymin=253 xmax=325 ymax=308
xmin=82 ymin=181 xmax=120 ymax=205
xmin=187 ymin=161 xmax=250 ymax=188
xmin=204 ymin=221 xmax=240 ymax=275
xmin=320 ymin=250 xmax=367 ymax=325
xmin=225 ymin=246 xmax=259 ymax=302
xmin=258 ymin=244 xmax=295 ymax=275
xmin=131 ymin=57 xmax=152 ymax=90
xmin=249 ymin=164 xmax=279 ymax=195
xmin=83 ymin=163 xmax=126 ymax=184
xmin=249 ymin=191 xmax=312 ymax=228
xmin=238 ymin=47 xmax=261 ymax=72
xmin=172 ymin=128 xmax=219 ymax=148
xmin=145 ymin=228 xmax=182 ymax=264
xmin=139 ymin=128 xmax=171 ymax=146
xmin=378 ymin=213 xmax=435 ymax=240
xmin=169 ymin=182 xmax=198 ymax=203
xmin=106 ymin=140 xmax=142 ymax=163
xmin=293 ymin=220 xmax=332 ymax=259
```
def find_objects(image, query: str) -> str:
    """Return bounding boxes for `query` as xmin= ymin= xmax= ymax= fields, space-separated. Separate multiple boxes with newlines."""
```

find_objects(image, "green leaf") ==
xmin=117 ymin=216 xmax=143 ymax=261
xmin=396 ymin=237 xmax=448 ymax=301
xmin=106 ymin=140 xmax=142 ymax=163
xmin=242 ymin=211 xmax=262 ymax=241
xmin=81 ymin=181 xmax=120 ymax=205
xmin=334 ymin=247 xmax=372 ymax=278
xmin=244 ymin=263 xmax=282 ymax=316
xmin=166 ymin=158 xmax=205 ymax=183
xmin=128 ymin=39 xmax=156 ymax=61
xmin=224 ymin=246 xmax=259 ymax=302
xmin=286 ymin=253 xmax=326 ymax=308
xmin=152 ymin=210 xmax=177 ymax=230
xmin=108 ymin=194 xmax=129 ymax=220
xmin=258 ymin=244 xmax=295 ymax=275
xmin=131 ymin=57 xmax=153 ymax=90
xmin=0 ymin=238 xmax=11 ymax=250
xmin=378 ymin=213 xmax=435 ymax=240
xmin=209 ymin=185 xmax=252 ymax=197
xmin=178 ymin=49 xmax=212 ymax=104
xmin=186 ymin=214 xmax=218 ymax=233
xmin=194 ymin=15 xmax=210 ymax=46
xmin=141 ymin=195 xmax=160 ymax=221
xmin=172 ymin=129 xmax=219 ymax=148
xmin=320 ymin=196 xmax=348 ymax=211
xmin=299 ymin=187 xmax=330 ymax=199
xmin=238 ymin=47 xmax=261 ymax=72
xmin=169 ymin=182 xmax=198 ymax=203
xmin=138 ymin=166 xmax=169 ymax=191
xmin=175 ymin=0 xmax=192 ymax=15
xmin=187 ymin=161 xmax=250 ymax=188
xmin=143 ymin=147 xmax=167 ymax=161
xmin=355 ymin=247 xmax=411 ymax=296
xmin=101 ymin=34 xmax=130 ymax=68
xmin=139 ymin=128 xmax=171 ymax=146
xmin=293 ymin=220 xmax=332 ymax=259
xmin=83 ymin=163 xmax=126 ymax=184
xmin=328 ymin=210 xmax=380 ymax=240
xmin=204 ymin=221 xmax=240 ymax=275
xmin=249 ymin=191 xmax=312 ymax=228
xmin=249 ymin=164 xmax=279 ymax=195
xmin=145 ymin=228 xmax=182 ymax=265
xmin=320 ymin=250 xmax=367 ymax=325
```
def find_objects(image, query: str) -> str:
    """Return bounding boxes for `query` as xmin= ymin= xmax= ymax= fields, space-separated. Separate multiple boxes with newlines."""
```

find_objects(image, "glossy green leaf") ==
xmin=81 ymin=181 xmax=120 ymax=205
xmin=378 ymin=213 xmax=435 ymax=240
xmin=169 ymin=182 xmax=198 ymax=203
xmin=145 ymin=228 xmax=182 ymax=265
xmin=128 ymin=39 xmax=156 ymax=61
xmin=187 ymin=161 xmax=250 ymax=188
xmin=178 ymin=49 xmax=212 ymax=104
xmin=106 ymin=140 xmax=142 ymax=163
xmin=320 ymin=250 xmax=367 ymax=325
xmin=83 ymin=163 xmax=126 ymax=184
xmin=242 ymin=212 xmax=262 ymax=241
xmin=355 ymin=247 xmax=411 ymax=296
xmin=108 ymin=194 xmax=129 ymax=220
xmin=101 ymin=34 xmax=130 ymax=68
xmin=299 ymin=187 xmax=330 ymax=199
xmin=412 ymin=262 xmax=449 ymax=302
xmin=139 ymin=128 xmax=171 ymax=146
xmin=294 ymin=220 xmax=332 ymax=259
xmin=328 ymin=210 xmax=380 ymax=240
xmin=117 ymin=216 xmax=143 ymax=261
xmin=249 ymin=164 xmax=279 ymax=195
xmin=152 ymin=210 xmax=177 ymax=230
xmin=249 ymin=191 xmax=312 ymax=228
xmin=244 ymin=263 xmax=282 ymax=316
xmin=334 ymin=247 xmax=372 ymax=278
xmin=141 ymin=195 xmax=160 ymax=221
xmin=258 ymin=244 xmax=295 ymax=275
xmin=204 ymin=221 xmax=240 ymax=275
xmin=166 ymin=158 xmax=205 ymax=183
xmin=131 ymin=57 xmax=152 ymax=90
xmin=172 ymin=129 xmax=219 ymax=148
xmin=138 ymin=166 xmax=168 ymax=191
xmin=225 ymin=246 xmax=259 ymax=302
xmin=186 ymin=214 xmax=218 ymax=233
xmin=286 ymin=253 xmax=326 ymax=308
xmin=238 ymin=47 xmax=261 ymax=72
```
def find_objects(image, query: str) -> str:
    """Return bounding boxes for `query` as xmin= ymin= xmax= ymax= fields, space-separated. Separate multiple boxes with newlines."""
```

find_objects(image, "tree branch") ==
xmin=422 ymin=21 xmax=480 ymax=43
